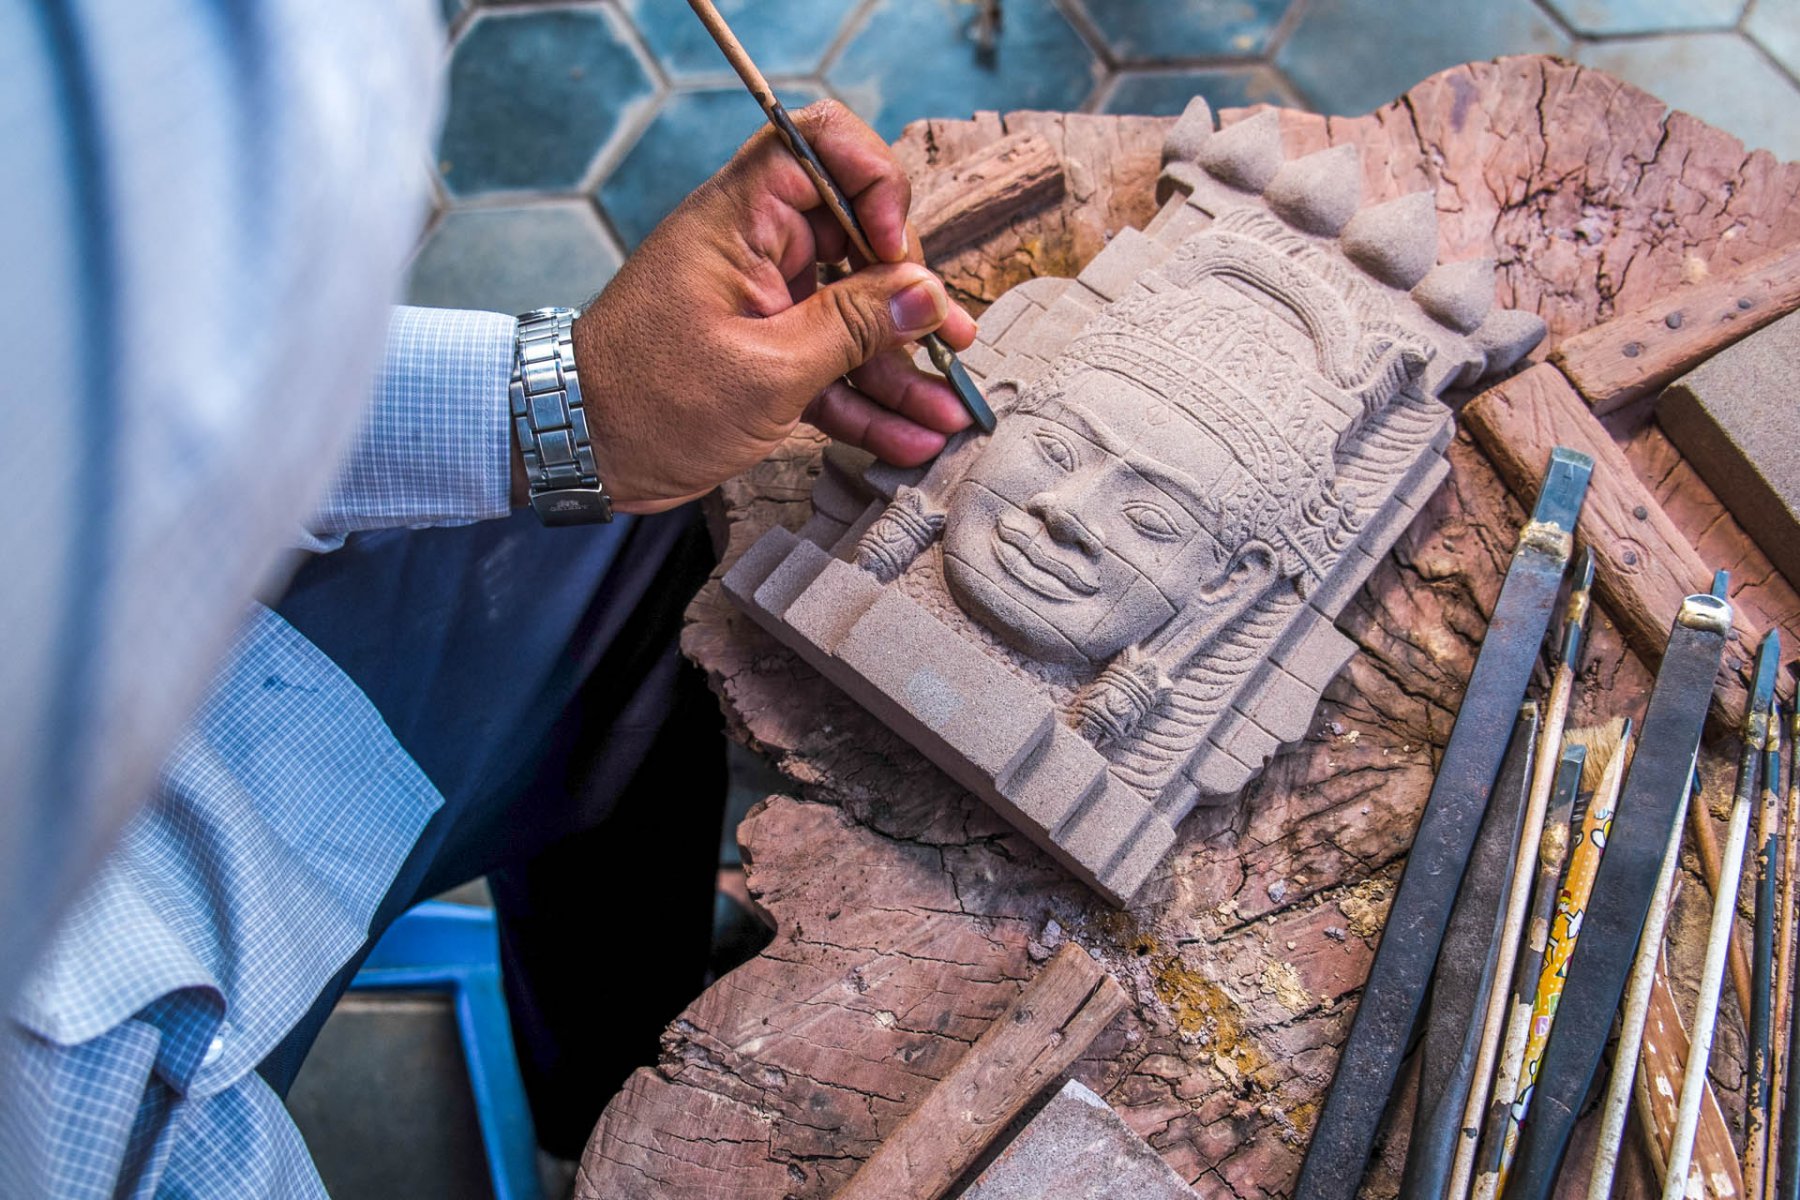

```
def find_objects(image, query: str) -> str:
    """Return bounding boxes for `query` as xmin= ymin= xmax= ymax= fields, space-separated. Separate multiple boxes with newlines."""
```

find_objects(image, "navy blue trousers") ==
xmin=259 ymin=505 xmax=725 ymax=1158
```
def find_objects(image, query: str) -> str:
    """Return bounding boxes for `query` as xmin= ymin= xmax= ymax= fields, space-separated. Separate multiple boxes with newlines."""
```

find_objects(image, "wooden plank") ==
xmin=1463 ymin=363 xmax=1750 ymax=720
xmin=829 ymin=943 xmax=1127 ymax=1200
xmin=1633 ymin=953 xmax=1747 ymax=1199
xmin=912 ymin=132 xmax=1065 ymax=262
xmin=1465 ymin=362 xmax=1800 ymax=730
xmin=1550 ymin=240 xmax=1800 ymax=414
xmin=1618 ymin=419 xmax=1800 ymax=673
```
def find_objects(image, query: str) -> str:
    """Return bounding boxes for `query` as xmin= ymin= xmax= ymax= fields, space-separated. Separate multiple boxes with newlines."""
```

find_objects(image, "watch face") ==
xmin=531 ymin=487 xmax=613 ymax=526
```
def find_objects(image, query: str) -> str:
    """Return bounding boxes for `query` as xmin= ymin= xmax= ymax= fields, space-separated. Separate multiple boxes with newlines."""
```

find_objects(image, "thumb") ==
xmin=767 ymin=262 xmax=949 ymax=389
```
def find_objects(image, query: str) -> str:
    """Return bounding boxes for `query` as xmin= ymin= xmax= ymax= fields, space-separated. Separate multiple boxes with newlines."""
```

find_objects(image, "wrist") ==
xmin=568 ymin=302 xmax=643 ymax=511
xmin=510 ymin=307 xmax=613 ymax=524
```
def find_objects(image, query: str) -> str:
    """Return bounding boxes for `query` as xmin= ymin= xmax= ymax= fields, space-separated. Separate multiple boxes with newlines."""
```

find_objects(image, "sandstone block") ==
xmin=1075 ymin=228 xmax=1165 ymax=302
xmin=720 ymin=523 xmax=797 ymax=611
xmin=963 ymin=1080 xmax=1196 ymax=1200
xmin=835 ymin=590 xmax=1056 ymax=791
xmin=1275 ymin=613 xmax=1358 ymax=693
xmin=1055 ymin=776 xmax=1154 ymax=882
xmin=724 ymin=108 xmax=1540 ymax=904
xmin=1657 ymin=309 xmax=1800 ymax=588
xmin=783 ymin=558 xmax=883 ymax=655
xmin=1101 ymin=813 xmax=1179 ymax=903
xmin=751 ymin=536 xmax=831 ymax=622
xmin=1244 ymin=663 xmax=1324 ymax=746
xmin=996 ymin=722 xmax=1109 ymax=834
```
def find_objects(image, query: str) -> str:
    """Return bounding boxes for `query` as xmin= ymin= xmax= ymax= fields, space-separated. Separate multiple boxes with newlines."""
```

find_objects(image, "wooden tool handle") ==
xmin=1637 ymin=950 xmax=1747 ymax=1199
xmin=687 ymin=0 xmax=774 ymax=102
xmin=688 ymin=0 xmax=878 ymax=263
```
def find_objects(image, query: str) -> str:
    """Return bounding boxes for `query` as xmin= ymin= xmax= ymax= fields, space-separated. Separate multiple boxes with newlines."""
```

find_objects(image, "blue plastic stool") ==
xmin=349 ymin=901 xmax=543 ymax=1200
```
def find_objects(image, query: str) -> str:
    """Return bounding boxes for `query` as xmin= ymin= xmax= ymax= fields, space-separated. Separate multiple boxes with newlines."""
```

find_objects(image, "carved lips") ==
xmin=991 ymin=509 xmax=1101 ymax=600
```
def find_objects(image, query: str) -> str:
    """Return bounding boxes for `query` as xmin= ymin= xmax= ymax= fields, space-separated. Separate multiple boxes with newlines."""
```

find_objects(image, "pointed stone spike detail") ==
xmin=1162 ymin=96 xmax=1214 ymax=167
xmin=1195 ymin=109 xmax=1283 ymax=193
xmin=1265 ymin=143 xmax=1362 ymax=236
xmin=1473 ymin=308 xmax=1548 ymax=376
xmin=1413 ymin=258 xmax=1496 ymax=333
xmin=1343 ymin=191 xmax=1440 ymax=289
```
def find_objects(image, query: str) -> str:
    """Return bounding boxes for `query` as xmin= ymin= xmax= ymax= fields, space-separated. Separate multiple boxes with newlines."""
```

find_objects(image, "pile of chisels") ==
xmin=1295 ymin=446 xmax=1800 ymax=1200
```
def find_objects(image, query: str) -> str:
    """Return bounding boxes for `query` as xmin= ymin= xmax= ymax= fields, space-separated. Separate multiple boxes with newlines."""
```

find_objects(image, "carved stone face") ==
xmin=942 ymin=361 xmax=1250 ymax=670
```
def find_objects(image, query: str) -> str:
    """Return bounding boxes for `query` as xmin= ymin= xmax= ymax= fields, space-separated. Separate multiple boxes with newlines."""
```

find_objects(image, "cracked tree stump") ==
xmin=578 ymin=57 xmax=1800 ymax=1200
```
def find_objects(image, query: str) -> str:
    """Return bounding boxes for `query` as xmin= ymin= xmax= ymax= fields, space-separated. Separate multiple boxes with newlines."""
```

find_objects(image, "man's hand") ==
xmin=569 ymin=100 xmax=979 ymax=515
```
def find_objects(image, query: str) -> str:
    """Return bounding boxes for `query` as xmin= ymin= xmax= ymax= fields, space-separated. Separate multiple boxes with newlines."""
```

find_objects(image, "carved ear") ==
xmin=1142 ymin=539 xmax=1281 ymax=669
xmin=985 ymin=378 xmax=1024 ymax=416
xmin=1068 ymin=539 xmax=1286 ymax=749
xmin=1202 ymin=539 xmax=1279 ymax=608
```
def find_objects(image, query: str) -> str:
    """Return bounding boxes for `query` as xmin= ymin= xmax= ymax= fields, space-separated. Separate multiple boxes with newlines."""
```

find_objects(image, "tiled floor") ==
xmin=410 ymin=0 xmax=1799 ymax=314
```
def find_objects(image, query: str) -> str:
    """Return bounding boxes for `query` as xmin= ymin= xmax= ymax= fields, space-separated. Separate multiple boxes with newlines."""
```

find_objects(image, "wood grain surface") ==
xmin=911 ymin=131 xmax=1064 ymax=262
xmin=1635 ymin=949 xmax=1747 ymax=1198
xmin=1552 ymin=242 xmax=1800 ymax=415
xmin=828 ymin=944 xmax=1126 ymax=1200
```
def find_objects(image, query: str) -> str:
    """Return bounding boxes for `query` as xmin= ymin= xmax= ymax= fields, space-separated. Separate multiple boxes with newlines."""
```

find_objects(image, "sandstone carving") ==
xmin=724 ymin=97 xmax=1546 ymax=904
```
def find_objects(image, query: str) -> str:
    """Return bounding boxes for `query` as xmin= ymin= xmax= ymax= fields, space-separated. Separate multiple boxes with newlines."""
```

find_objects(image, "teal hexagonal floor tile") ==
xmin=1542 ymin=0 xmax=1744 ymax=35
xmin=621 ymin=0 xmax=860 ymax=79
xmin=828 ymin=0 xmax=1102 ymax=142
xmin=438 ymin=8 xmax=659 ymax=198
xmin=1747 ymin=0 xmax=1800 ymax=81
xmin=1079 ymin=0 xmax=1293 ymax=60
xmin=1276 ymin=0 xmax=1569 ymax=115
xmin=406 ymin=202 xmax=622 ymax=315
xmin=1102 ymin=66 xmax=1296 ymax=115
xmin=597 ymin=84 xmax=828 ymax=250
xmin=1579 ymin=32 xmax=1800 ymax=160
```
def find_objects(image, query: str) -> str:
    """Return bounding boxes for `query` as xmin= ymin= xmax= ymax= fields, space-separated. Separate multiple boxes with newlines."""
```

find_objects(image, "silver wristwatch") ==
xmin=511 ymin=307 xmax=613 ymax=525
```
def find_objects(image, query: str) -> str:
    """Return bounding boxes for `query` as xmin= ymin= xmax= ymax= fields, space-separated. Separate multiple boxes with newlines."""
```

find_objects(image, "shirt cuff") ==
xmin=305 ymin=306 xmax=517 ymax=549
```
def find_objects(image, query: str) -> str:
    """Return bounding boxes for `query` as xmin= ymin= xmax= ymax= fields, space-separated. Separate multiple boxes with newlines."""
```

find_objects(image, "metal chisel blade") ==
xmin=1401 ymin=701 xmax=1542 ymax=1199
xmin=924 ymin=334 xmax=997 ymax=434
xmin=1294 ymin=447 xmax=1594 ymax=1200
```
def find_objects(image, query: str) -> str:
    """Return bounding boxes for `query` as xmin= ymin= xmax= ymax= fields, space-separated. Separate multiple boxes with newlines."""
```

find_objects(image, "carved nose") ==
xmin=1028 ymin=492 xmax=1102 ymax=555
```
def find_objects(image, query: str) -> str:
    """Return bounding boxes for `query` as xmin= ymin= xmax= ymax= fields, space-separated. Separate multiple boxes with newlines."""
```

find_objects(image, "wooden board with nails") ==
xmin=828 ymin=944 xmax=1127 ymax=1200
xmin=578 ymin=57 xmax=1800 ymax=1200
xmin=1550 ymin=242 xmax=1800 ymax=415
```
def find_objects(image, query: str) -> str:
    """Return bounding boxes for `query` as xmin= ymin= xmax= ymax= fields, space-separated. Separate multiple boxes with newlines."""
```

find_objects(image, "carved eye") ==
xmin=1124 ymin=501 xmax=1180 ymax=540
xmin=1033 ymin=429 xmax=1077 ymax=472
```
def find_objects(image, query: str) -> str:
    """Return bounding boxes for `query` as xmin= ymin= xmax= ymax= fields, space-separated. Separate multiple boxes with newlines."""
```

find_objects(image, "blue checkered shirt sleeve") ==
xmin=0 ymin=306 xmax=522 ymax=1196
xmin=304 ymin=306 xmax=520 ymax=550
xmin=0 ymin=300 xmax=532 ymax=1198
xmin=3 ymin=605 xmax=444 ymax=1199
xmin=1 ymin=0 xmax=501 ymax=1193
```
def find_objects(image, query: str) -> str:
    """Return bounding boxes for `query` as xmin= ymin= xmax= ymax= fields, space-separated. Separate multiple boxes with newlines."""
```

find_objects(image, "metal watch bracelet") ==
xmin=510 ymin=307 xmax=613 ymax=525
